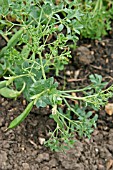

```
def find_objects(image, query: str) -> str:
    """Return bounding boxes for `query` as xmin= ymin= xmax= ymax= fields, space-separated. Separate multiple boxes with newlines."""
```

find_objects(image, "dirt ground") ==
xmin=0 ymin=29 xmax=113 ymax=170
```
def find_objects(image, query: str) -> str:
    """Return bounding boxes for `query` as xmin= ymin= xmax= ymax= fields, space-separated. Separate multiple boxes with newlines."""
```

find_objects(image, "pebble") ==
xmin=0 ymin=151 xmax=8 ymax=167
xmin=38 ymin=137 xmax=45 ymax=145
xmin=2 ymin=101 xmax=8 ymax=106
xmin=95 ymin=148 xmax=99 ymax=154
xmin=76 ymin=46 xmax=95 ymax=65
xmin=41 ymin=166 xmax=49 ymax=170
xmin=98 ymin=164 xmax=105 ymax=170
xmin=36 ymin=153 xmax=50 ymax=163
xmin=2 ymin=140 xmax=10 ymax=149
xmin=0 ymin=117 xmax=4 ymax=126
xmin=22 ymin=163 xmax=30 ymax=170
xmin=49 ymin=158 xmax=58 ymax=167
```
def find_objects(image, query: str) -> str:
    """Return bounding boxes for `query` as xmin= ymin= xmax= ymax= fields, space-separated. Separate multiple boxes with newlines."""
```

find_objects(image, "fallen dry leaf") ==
xmin=74 ymin=69 xmax=80 ymax=79
xmin=105 ymin=103 xmax=113 ymax=115
xmin=106 ymin=159 xmax=113 ymax=170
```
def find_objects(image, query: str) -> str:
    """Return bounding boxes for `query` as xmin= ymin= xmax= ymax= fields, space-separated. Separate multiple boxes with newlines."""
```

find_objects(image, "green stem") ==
xmin=19 ymin=82 xmax=26 ymax=94
xmin=60 ymin=94 xmax=84 ymax=100
xmin=7 ymin=68 xmax=16 ymax=75
xmin=60 ymin=86 xmax=92 ymax=93
xmin=94 ymin=0 xmax=102 ymax=12
xmin=63 ymin=98 xmax=79 ymax=117
xmin=57 ymin=110 xmax=78 ymax=126
xmin=30 ymin=89 xmax=49 ymax=104
xmin=4 ymin=74 xmax=29 ymax=80
xmin=39 ymin=53 xmax=46 ymax=80
xmin=4 ymin=74 xmax=30 ymax=86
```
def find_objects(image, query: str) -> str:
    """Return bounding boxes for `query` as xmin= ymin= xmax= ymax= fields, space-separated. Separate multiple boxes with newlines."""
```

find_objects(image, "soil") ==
xmin=0 ymin=30 xmax=113 ymax=169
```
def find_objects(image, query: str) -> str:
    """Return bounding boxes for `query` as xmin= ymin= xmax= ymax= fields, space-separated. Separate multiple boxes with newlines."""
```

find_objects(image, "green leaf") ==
xmin=89 ymin=74 xmax=103 ymax=84
xmin=86 ymin=111 xmax=92 ymax=118
xmin=29 ymin=77 xmax=58 ymax=96
xmin=36 ymin=99 xmax=47 ymax=108
xmin=0 ymin=80 xmax=7 ymax=88
xmin=58 ymin=24 xmax=64 ymax=32
xmin=35 ymin=95 xmax=50 ymax=108
xmin=0 ymin=64 xmax=6 ymax=76
xmin=0 ymin=0 xmax=9 ymax=9
xmin=8 ymin=101 xmax=34 ymax=129
xmin=43 ymin=3 xmax=52 ymax=15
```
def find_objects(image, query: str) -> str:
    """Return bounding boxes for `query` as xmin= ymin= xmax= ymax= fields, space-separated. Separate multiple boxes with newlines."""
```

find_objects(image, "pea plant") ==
xmin=80 ymin=0 xmax=113 ymax=39
xmin=0 ymin=0 xmax=113 ymax=151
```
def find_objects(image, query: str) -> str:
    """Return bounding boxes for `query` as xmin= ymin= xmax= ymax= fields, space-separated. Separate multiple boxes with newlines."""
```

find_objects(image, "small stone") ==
xmin=49 ymin=158 xmax=58 ymax=167
xmin=2 ymin=101 xmax=8 ymax=106
xmin=84 ymin=138 xmax=90 ymax=144
xmin=105 ymin=103 xmax=113 ymax=115
xmin=101 ymin=42 xmax=105 ymax=46
xmin=0 ymin=151 xmax=8 ymax=166
xmin=2 ymin=140 xmax=10 ymax=149
xmin=95 ymin=148 xmax=99 ymax=154
xmin=38 ymin=137 xmax=45 ymax=145
xmin=91 ymin=51 xmax=94 ymax=55
xmin=99 ymin=147 xmax=112 ymax=159
xmin=66 ymin=70 xmax=73 ymax=76
xmin=36 ymin=153 xmax=50 ymax=163
xmin=0 ymin=117 xmax=4 ymax=126
xmin=22 ymin=163 xmax=30 ymax=170
xmin=92 ymin=130 xmax=99 ymax=136
xmin=111 ymin=54 xmax=113 ymax=58
xmin=31 ymin=164 xmax=39 ymax=170
xmin=76 ymin=46 xmax=95 ymax=65
xmin=41 ymin=166 xmax=49 ymax=170
xmin=22 ymin=99 xmax=26 ymax=105
xmin=98 ymin=164 xmax=105 ymax=170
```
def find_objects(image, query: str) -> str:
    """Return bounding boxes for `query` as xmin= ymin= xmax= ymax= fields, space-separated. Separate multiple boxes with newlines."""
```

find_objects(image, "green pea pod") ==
xmin=0 ymin=82 xmax=25 ymax=98
xmin=7 ymin=101 xmax=34 ymax=129
xmin=0 ymin=87 xmax=20 ymax=98
xmin=7 ymin=29 xmax=24 ymax=49
xmin=0 ymin=80 xmax=7 ymax=89
xmin=0 ymin=28 xmax=24 ymax=58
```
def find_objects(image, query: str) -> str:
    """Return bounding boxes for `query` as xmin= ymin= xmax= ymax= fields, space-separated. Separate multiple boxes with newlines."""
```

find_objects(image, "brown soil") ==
xmin=0 ymin=32 xmax=113 ymax=169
